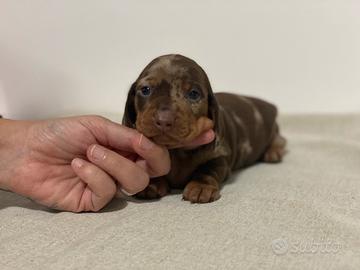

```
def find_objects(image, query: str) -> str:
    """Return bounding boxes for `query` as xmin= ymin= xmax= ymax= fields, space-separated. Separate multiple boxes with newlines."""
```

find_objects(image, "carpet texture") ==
xmin=1 ymin=114 xmax=360 ymax=270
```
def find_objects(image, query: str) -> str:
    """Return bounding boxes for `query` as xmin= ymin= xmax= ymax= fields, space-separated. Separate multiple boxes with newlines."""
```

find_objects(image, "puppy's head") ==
xmin=123 ymin=54 xmax=218 ymax=148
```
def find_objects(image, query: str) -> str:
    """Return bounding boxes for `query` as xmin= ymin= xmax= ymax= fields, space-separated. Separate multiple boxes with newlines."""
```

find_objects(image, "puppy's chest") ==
xmin=165 ymin=150 xmax=206 ymax=189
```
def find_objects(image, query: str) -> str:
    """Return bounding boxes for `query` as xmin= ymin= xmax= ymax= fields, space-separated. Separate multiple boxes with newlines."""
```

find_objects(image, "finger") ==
xmin=71 ymin=158 xmax=116 ymax=211
xmin=131 ymin=134 xmax=171 ymax=177
xmin=87 ymin=144 xmax=149 ymax=195
xmin=80 ymin=116 xmax=142 ymax=152
xmin=82 ymin=117 xmax=171 ymax=177
xmin=182 ymin=129 xmax=215 ymax=149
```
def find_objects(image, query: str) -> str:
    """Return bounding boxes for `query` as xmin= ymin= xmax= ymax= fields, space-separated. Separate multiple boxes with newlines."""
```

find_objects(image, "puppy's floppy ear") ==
xmin=122 ymin=82 xmax=137 ymax=128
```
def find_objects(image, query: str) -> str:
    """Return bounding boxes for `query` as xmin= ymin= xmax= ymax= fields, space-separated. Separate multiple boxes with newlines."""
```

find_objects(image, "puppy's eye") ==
xmin=187 ymin=89 xmax=201 ymax=101
xmin=140 ymin=86 xmax=151 ymax=97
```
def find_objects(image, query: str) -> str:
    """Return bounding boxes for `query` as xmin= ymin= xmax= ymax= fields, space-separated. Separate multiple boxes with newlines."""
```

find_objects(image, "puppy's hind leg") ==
xmin=262 ymin=125 xmax=286 ymax=163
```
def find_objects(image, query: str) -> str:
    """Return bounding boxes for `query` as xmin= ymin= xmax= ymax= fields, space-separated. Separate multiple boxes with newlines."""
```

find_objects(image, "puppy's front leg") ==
xmin=183 ymin=157 xmax=229 ymax=203
xmin=136 ymin=177 xmax=169 ymax=199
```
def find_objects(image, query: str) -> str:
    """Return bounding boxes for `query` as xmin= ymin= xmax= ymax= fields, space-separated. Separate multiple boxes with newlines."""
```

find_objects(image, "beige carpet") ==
xmin=1 ymin=114 xmax=360 ymax=270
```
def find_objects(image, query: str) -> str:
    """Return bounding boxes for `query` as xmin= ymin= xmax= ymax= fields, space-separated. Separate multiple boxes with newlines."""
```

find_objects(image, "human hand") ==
xmin=0 ymin=116 xmax=214 ymax=212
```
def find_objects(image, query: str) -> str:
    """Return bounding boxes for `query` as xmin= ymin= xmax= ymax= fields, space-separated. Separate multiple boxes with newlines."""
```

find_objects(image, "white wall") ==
xmin=0 ymin=0 xmax=359 ymax=119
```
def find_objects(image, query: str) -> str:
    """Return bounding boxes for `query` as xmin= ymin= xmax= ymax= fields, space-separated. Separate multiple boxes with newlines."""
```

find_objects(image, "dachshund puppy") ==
xmin=123 ymin=54 xmax=286 ymax=203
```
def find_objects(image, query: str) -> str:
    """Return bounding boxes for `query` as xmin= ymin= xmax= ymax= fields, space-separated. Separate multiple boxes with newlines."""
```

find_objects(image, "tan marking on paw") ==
xmin=263 ymin=134 xmax=286 ymax=163
xmin=183 ymin=181 xmax=220 ymax=203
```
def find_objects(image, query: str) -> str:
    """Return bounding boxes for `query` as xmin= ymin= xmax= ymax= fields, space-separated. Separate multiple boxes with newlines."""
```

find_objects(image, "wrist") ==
xmin=0 ymin=119 xmax=32 ymax=191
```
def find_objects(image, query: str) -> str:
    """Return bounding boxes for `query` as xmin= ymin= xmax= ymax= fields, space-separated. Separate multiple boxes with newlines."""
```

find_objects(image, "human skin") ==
xmin=0 ymin=116 xmax=214 ymax=212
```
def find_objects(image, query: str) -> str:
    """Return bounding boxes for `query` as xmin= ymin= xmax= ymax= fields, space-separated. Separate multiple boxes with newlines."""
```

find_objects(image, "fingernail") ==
xmin=90 ymin=145 xmax=106 ymax=161
xmin=72 ymin=158 xmax=84 ymax=169
xmin=138 ymin=134 xmax=154 ymax=150
xmin=120 ymin=188 xmax=135 ymax=196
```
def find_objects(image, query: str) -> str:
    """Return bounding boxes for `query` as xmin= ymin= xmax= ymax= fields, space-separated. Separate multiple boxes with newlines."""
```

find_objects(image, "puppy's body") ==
xmin=166 ymin=93 xmax=280 ymax=189
xmin=123 ymin=54 xmax=286 ymax=203
xmin=215 ymin=93 xmax=279 ymax=169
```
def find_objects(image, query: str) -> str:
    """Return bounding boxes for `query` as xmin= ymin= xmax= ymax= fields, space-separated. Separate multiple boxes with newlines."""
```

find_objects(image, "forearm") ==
xmin=0 ymin=119 xmax=31 ymax=191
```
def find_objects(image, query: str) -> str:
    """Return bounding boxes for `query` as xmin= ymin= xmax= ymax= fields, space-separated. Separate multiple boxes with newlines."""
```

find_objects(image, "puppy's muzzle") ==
xmin=153 ymin=106 xmax=175 ymax=132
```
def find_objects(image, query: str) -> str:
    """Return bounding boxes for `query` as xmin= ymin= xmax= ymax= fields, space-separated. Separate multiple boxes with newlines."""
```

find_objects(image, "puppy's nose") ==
xmin=154 ymin=108 xmax=175 ymax=132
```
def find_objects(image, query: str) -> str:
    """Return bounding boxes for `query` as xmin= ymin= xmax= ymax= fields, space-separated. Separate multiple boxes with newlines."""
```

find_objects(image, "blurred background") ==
xmin=0 ymin=0 xmax=359 ymax=119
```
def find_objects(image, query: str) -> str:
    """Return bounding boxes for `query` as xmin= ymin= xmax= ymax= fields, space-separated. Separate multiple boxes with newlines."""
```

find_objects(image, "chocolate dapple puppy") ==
xmin=123 ymin=54 xmax=286 ymax=203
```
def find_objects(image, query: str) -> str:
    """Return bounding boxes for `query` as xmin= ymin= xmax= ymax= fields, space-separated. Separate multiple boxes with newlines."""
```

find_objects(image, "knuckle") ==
xmin=82 ymin=164 xmax=104 ymax=181
xmin=80 ymin=115 xmax=110 ymax=137
xmin=88 ymin=115 xmax=107 ymax=123
xmin=79 ymin=115 xmax=107 ymax=127
xmin=82 ymin=164 xmax=96 ymax=177
xmin=102 ymin=185 xmax=116 ymax=199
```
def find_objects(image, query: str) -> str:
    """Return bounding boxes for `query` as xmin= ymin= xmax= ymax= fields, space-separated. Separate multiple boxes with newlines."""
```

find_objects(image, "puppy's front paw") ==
xmin=183 ymin=180 xmax=220 ymax=203
xmin=136 ymin=178 xmax=169 ymax=200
